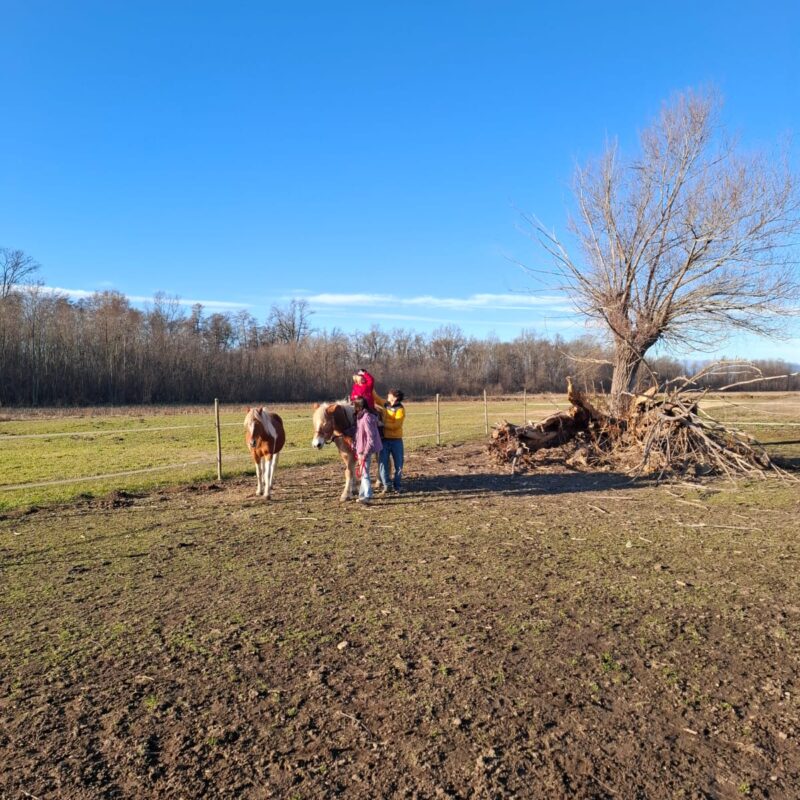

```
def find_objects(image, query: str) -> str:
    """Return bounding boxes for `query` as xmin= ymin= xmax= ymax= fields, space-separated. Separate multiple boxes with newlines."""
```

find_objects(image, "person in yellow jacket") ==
xmin=373 ymin=388 xmax=405 ymax=493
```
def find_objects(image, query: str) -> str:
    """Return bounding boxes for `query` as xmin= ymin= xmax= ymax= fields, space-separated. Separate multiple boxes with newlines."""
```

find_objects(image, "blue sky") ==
xmin=2 ymin=1 xmax=799 ymax=360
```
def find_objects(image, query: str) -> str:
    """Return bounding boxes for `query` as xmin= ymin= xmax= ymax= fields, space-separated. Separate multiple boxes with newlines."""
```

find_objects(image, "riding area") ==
xmin=1 ymin=399 xmax=800 ymax=798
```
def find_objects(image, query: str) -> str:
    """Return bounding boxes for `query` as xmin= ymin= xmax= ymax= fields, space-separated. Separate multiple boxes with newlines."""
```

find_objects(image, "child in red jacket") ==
xmin=350 ymin=369 xmax=376 ymax=411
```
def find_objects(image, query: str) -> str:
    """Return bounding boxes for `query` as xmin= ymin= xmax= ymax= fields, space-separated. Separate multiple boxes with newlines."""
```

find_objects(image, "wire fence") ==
xmin=0 ymin=429 xmax=492 ymax=492
xmin=0 ymin=393 xmax=506 ymax=495
xmin=1 ymin=392 xmax=798 ymax=496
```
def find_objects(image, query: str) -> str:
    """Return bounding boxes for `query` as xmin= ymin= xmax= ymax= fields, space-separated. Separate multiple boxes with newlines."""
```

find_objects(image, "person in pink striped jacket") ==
xmin=353 ymin=396 xmax=383 ymax=504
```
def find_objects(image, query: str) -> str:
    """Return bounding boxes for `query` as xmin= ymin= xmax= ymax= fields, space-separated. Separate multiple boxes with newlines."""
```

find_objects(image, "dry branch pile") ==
xmin=490 ymin=374 xmax=787 ymax=480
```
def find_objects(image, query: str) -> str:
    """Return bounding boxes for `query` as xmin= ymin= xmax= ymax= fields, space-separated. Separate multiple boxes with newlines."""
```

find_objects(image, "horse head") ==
xmin=312 ymin=402 xmax=357 ymax=449
xmin=311 ymin=403 xmax=336 ymax=449
xmin=244 ymin=408 xmax=263 ymax=449
xmin=245 ymin=406 xmax=281 ymax=450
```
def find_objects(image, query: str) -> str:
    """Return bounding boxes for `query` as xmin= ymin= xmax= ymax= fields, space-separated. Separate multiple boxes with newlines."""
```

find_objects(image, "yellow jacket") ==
xmin=373 ymin=391 xmax=405 ymax=439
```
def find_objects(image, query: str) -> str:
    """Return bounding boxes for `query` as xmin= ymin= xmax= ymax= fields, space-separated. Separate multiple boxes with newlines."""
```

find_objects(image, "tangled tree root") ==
xmin=489 ymin=377 xmax=789 ymax=481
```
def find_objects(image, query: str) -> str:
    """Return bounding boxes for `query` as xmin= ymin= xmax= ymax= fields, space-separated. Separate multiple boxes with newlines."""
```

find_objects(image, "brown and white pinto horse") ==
xmin=244 ymin=407 xmax=286 ymax=499
xmin=311 ymin=402 xmax=357 ymax=501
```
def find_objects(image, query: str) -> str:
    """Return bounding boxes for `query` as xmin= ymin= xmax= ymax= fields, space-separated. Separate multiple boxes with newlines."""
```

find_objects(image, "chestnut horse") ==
xmin=244 ymin=407 xmax=286 ymax=499
xmin=311 ymin=402 xmax=357 ymax=501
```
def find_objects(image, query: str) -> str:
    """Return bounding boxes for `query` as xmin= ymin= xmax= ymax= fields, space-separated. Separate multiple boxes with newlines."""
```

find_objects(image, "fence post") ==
xmin=214 ymin=398 xmax=223 ymax=481
xmin=523 ymin=387 xmax=527 ymax=424
xmin=436 ymin=393 xmax=441 ymax=445
xmin=483 ymin=389 xmax=489 ymax=435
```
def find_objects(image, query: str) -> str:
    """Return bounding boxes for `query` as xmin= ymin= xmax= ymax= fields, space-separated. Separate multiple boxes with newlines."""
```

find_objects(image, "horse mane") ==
xmin=315 ymin=401 xmax=355 ymax=433
xmin=333 ymin=402 xmax=355 ymax=431
xmin=245 ymin=407 xmax=278 ymax=440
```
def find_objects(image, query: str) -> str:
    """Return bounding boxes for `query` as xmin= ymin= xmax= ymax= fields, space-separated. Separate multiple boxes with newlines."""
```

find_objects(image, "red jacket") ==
xmin=350 ymin=370 xmax=375 ymax=410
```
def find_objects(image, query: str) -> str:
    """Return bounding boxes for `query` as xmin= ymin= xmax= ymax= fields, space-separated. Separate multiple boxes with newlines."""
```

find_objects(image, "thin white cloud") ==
xmin=31 ymin=285 xmax=580 ymax=322
xmin=314 ymin=310 xmax=559 ymax=328
xmin=41 ymin=285 xmax=250 ymax=310
xmin=303 ymin=293 xmax=396 ymax=306
xmin=314 ymin=311 xmax=462 ymax=325
xmin=299 ymin=291 xmax=571 ymax=312
xmin=403 ymin=293 xmax=568 ymax=309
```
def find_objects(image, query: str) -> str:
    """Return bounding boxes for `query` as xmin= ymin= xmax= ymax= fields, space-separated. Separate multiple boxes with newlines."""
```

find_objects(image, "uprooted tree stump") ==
xmin=489 ymin=377 xmax=786 ymax=480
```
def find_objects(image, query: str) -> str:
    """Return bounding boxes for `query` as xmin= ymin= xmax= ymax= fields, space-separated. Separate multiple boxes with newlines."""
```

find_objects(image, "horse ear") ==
xmin=313 ymin=402 xmax=320 ymax=409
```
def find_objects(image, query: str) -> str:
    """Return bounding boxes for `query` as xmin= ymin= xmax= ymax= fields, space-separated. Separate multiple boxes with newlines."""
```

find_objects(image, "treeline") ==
xmin=0 ymin=288 xmax=796 ymax=406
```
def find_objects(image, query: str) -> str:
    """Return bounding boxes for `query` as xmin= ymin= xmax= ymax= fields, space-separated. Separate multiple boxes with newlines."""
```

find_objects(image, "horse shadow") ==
xmin=389 ymin=469 xmax=655 ymax=503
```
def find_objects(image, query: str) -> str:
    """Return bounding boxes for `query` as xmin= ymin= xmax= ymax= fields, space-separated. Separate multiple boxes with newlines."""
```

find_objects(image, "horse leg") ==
xmin=267 ymin=452 xmax=279 ymax=496
xmin=346 ymin=455 xmax=357 ymax=499
xmin=264 ymin=456 xmax=272 ymax=497
xmin=255 ymin=456 xmax=264 ymax=495
xmin=264 ymin=454 xmax=277 ymax=500
xmin=339 ymin=451 xmax=353 ymax=502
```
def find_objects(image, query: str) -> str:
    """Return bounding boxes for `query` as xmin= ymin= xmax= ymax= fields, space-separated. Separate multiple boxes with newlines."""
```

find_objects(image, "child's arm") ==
xmin=372 ymin=390 xmax=386 ymax=421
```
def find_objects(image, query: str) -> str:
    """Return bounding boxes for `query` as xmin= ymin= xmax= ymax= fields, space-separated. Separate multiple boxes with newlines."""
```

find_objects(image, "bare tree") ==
xmin=533 ymin=89 xmax=800 ymax=414
xmin=430 ymin=324 xmax=467 ymax=369
xmin=361 ymin=325 xmax=391 ymax=362
xmin=1 ymin=248 xmax=41 ymax=299
xmin=267 ymin=299 xmax=313 ymax=344
xmin=204 ymin=313 xmax=235 ymax=351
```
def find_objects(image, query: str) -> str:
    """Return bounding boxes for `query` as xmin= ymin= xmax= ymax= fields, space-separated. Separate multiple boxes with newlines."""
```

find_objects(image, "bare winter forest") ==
xmin=1 ymin=289 xmax=796 ymax=406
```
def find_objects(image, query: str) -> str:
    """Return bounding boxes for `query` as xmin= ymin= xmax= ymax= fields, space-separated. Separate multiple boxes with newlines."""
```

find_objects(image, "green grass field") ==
xmin=1 ymin=393 xmax=798 ymax=512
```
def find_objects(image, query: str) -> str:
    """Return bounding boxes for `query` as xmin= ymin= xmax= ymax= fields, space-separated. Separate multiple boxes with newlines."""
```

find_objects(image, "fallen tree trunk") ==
xmin=490 ymin=378 xmax=612 ymax=473
xmin=489 ymin=376 xmax=789 ymax=480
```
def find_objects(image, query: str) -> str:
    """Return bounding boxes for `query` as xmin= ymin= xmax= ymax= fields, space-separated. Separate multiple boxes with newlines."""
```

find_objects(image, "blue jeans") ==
xmin=379 ymin=438 xmax=404 ymax=490
xmin=359 ymin=454 xmax=373 ymax=500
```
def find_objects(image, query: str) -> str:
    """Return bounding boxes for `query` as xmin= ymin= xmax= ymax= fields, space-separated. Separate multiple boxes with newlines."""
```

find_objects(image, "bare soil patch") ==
xmin=1 ymin=443 xmax=799 ymax=798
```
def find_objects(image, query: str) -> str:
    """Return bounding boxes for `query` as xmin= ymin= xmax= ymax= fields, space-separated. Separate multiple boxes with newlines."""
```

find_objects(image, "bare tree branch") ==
xmin=1 ymin=248 xmax=41 ymax=299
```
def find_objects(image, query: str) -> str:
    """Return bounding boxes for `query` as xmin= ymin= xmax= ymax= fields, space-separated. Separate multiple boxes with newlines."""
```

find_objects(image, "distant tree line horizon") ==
xmin=0 ymin=281 xmax=796 ymax=407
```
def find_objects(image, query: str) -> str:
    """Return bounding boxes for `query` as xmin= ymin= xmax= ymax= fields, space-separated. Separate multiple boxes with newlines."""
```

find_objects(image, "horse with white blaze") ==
xmin=244 ymin=407 xmax=286 ymax=499
xmin=311 ymin=402 xmax=358 ymax=502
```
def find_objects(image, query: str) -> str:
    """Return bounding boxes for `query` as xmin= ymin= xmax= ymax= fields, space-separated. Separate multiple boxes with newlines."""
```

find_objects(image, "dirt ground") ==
xmin=1 ymin=443 xmax=799 ymax=799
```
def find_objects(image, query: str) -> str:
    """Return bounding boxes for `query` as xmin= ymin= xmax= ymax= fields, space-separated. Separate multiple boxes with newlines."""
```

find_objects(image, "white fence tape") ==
xmin=726 ymin=422 xmax=800 ymax=427
xmin=0 ymin=418 xmax=316 ymax=441
xmin=0 ymin=423 xmax=217 ymax=441
xmin=8 ymin=397 xmax=794 ymax=441
xmin=0 ymin=405 xmax=550 ymax=442
xmin=0 ymin=459 xmax=218 ymax=491
xmin=0 ymin=425 xmax=490 ymax=492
